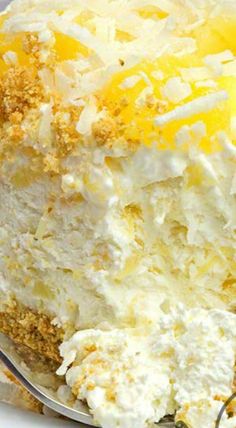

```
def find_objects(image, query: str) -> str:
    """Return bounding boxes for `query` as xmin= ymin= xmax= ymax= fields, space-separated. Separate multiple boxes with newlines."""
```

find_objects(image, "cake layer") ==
xmin=0 ymin=146 xmax=236 ymax=331
xmin=0 ymin=301 xmax=63 ymax=362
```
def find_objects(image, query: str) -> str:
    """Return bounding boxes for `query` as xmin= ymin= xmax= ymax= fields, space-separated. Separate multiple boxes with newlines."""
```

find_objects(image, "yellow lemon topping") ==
xmin=0 ymin=5 xmax=236 ymax=157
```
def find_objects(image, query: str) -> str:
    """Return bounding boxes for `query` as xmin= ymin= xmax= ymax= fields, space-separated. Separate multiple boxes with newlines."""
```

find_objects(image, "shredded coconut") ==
xmin=155 ymin=91 xmax=228 ymax=126
xmin=180 ymin=66 xmax=213 ymax=82
xmin=161 ymin=77 xmax=192 ymax=104
xmin=119 ymin=75 xmax=141 ymax=89
xmin=2 ymin=50 xmax=18 ymax=65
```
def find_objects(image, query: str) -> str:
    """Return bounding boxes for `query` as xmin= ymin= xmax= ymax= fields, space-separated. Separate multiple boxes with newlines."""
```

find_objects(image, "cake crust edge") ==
xmin=0 ymin=300 xmax=63 ymax=363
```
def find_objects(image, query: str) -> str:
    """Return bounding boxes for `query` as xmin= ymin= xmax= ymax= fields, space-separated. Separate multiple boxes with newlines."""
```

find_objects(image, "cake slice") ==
xmin=0 ymin=1 xmax=236 ymax=427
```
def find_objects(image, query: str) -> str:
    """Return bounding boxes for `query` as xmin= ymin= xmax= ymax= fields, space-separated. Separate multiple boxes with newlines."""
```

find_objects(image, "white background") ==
xmin=0 ymin=403 xmax=83 ymax=427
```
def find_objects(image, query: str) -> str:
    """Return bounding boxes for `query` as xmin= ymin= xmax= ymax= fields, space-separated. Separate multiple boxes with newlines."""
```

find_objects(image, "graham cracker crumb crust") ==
xmin=0 ymin=301 xmax=63 ymax=363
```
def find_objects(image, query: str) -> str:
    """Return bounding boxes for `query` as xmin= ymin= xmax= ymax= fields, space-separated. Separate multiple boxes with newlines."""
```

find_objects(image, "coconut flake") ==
xmin=55 ymin=68 xmax=73 ymax=98
xmin=175 ymin=126 xmax=191 ymax=146
xmin=204 ymin=50 xmax=235 ymax=77
xmin=217 ymin=131 xmax=236 ymax=157
xmin=38 ymin=29 xmax=53 ymax=42
xmin=38 ymin=103 xmax=53 ymax=147
xmin=223 ymin=60 xmax=236 ymax=77
xmin=204 ymin=50 xmax=235 ymax=66
xmin=53 ymin=20 xmax=109 ymax=63
xmin=161 ymin=77 xmax=192 ymax=104
xmin=151 ymin=71 xmax=164 ymax=81
xmin=93 ymin=16 xmax=116 ymax=43
xmin=175 ymin=121 xmax=206 ymax=146
xmin=155 ymin=91 xmax=228 ymax=126
xmin=5 ymin=19 xmax=48 ymax=33
xmin=180 ymin=67 xmax=212 ymax=83
xmin=69 ymin=59 xmax=91 ymax=73
xmin=195 ymin=80 xmax=217 ymax=89
xmin=2 ymin=50 xmax=18 ymax=65
xmin=191 ymin=121 xmax=207 ymax=140
xmin=139 ymin=71 xmax=153 ymax=87
xmin=38 ymin=68 xmax=55 ymax=93
xmin=76 ymin=98 xmax=104 ymax=136
xmin=136 ymin=86 xmax=153 ymax=107
xmin=119 ymin=75 xmax=141 ymax=89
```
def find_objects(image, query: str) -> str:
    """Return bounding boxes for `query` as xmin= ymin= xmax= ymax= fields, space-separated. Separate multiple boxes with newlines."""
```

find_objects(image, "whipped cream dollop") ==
xmin=58 ymin=308 xmax=236 ymax=428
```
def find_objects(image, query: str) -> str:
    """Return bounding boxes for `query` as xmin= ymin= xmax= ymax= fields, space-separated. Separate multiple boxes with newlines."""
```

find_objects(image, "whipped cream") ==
xmin=1 ymin=141 xmax=235 ymax=325
xmin=0 ymin=1 xmax=236 ymax=427
xmin=58 ymin=308 xmax=236 ymax=428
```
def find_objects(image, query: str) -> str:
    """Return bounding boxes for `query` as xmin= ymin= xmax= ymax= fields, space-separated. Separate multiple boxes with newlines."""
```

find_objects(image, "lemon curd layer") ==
xmin=0 ymin=1 xmax=236 ymax=428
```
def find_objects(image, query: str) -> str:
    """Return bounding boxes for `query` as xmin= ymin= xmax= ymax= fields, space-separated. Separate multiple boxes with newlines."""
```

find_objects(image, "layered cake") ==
xmin=0 ymin=0 xmax=236 ymax=427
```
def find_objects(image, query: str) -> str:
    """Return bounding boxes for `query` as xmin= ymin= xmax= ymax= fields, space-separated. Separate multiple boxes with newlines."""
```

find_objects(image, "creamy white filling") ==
xmin=58 ymin=308 xmax=236 ymax=428
xmin=0 ymin=144 xmax=236 ymax=325
xmin=0 ymin=143 xmax=236 ymax=426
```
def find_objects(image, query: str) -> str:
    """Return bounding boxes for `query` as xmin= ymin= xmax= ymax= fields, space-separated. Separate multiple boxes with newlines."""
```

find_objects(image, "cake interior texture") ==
xmin=0 ymin=0 xmax=236 ymax=427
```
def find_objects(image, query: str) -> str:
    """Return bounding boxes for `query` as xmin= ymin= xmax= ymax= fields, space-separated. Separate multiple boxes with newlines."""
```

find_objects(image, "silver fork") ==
xmin=0 ymin=333 xmax=175 ymax=427
xmin=0 ymin=333 xmax=97 ymax=425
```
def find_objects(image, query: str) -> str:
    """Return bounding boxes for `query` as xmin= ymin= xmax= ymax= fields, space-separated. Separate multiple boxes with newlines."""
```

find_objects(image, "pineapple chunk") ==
xmin=101 ymin=17 xmax=236 ymax=153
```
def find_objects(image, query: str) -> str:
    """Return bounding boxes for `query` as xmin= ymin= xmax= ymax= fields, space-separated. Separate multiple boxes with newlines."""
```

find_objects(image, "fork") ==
xmin=0 ymin=333 xmax=175 ymax=427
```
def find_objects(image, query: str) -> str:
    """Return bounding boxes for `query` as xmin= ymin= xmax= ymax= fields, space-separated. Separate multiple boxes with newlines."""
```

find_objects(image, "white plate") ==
xmin=0 ymin=402 xmax=84 ymax=427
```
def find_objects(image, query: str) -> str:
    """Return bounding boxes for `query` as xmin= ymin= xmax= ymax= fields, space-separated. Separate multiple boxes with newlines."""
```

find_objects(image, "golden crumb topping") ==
xmin=52 ymin=103 xmax=83 ymax=156
xmin=0 ymin=1 xmax=236 ymax=178
xmin=22 ymin=34 xmax=42 ymax=58
xmin=0 ymin=66 xmax=43 ymax=122
xmin=92 ymin=116 xmax=117 ymax=145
